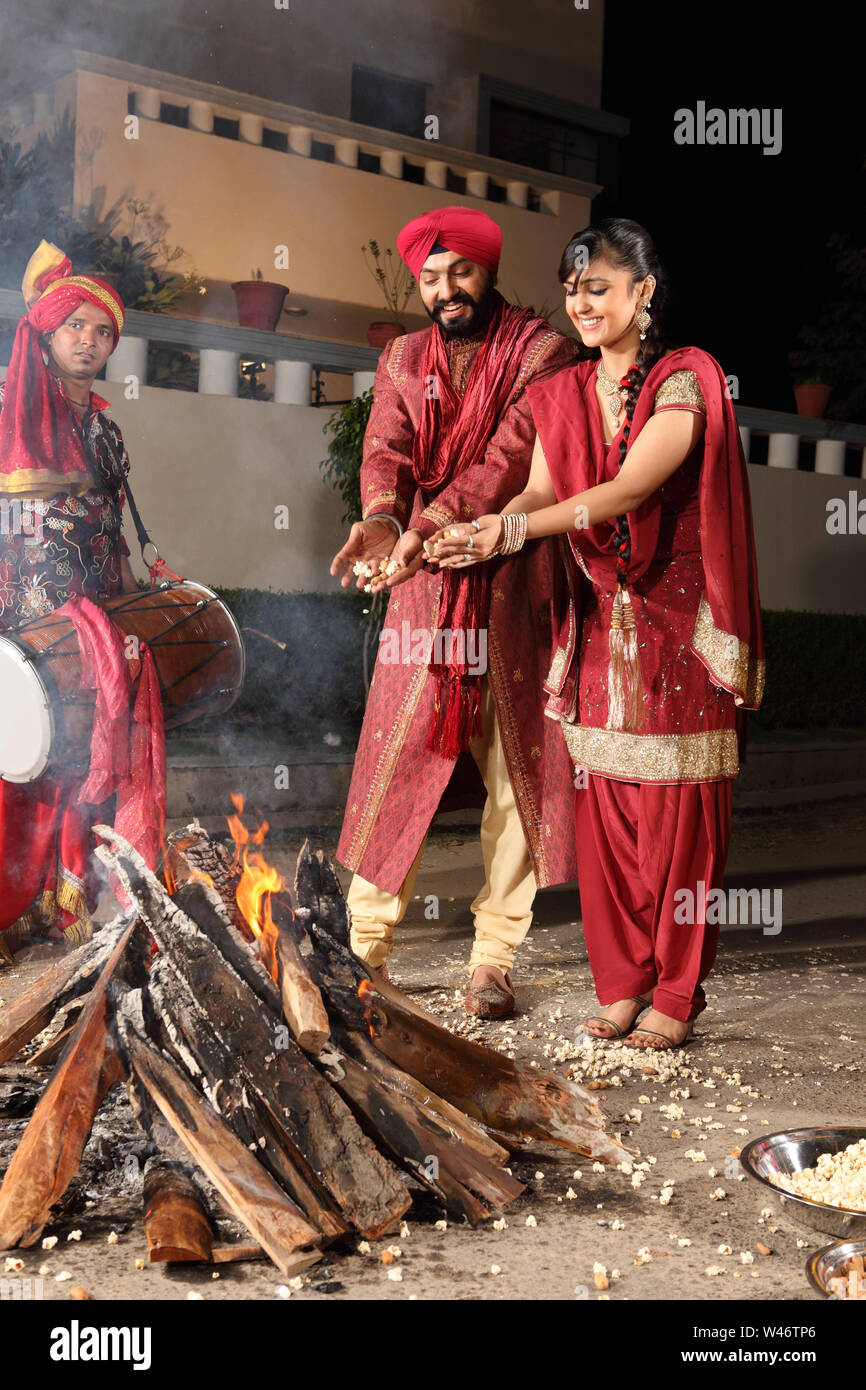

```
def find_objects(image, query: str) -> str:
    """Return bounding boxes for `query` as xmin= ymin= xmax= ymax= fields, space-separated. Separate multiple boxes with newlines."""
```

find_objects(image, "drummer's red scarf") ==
xmin=0 ymin=249 xmax=124 ymax=497
xmin=414 ymin=295 xmax=545 ymax=757
xmin=63 ymin=596 xmax=166 ymax=869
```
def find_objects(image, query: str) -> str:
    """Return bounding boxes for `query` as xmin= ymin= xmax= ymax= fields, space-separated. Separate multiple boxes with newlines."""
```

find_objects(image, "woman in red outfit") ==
xmin=432 ymin=220 xmax=764 ymax=1048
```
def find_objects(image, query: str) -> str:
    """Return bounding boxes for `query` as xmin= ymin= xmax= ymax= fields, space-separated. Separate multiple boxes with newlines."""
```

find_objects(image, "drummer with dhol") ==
xmin=0 ymin=241 xmax=161 ymax=955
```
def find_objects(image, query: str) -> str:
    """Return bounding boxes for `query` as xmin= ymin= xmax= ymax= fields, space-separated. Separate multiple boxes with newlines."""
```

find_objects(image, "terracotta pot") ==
xmin=231 ymin=281 xmax=289 ymax=332
xmin=366 ymin=321 xmax=405 ymax=348
xmin=793 ymin=383 xmax=832 ymax=419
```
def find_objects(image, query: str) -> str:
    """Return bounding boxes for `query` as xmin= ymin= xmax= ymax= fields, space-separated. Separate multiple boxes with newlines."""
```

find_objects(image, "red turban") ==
xmin=0 ymin=242 xmax=125 ymax=496
xmin=397 ymin=206 xmax=502 ymax=280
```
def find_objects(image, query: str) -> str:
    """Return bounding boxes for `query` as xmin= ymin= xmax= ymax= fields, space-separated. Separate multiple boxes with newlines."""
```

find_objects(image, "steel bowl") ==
xmin=806 ymin=1238 xmax=866 ymax=1299
xmin=739 ymin=1127 xmax=866 ymax=1238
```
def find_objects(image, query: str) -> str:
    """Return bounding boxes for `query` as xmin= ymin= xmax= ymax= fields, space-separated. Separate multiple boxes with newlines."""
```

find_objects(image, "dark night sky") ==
xmin=596 ymin=0 xmax=864 ymax=415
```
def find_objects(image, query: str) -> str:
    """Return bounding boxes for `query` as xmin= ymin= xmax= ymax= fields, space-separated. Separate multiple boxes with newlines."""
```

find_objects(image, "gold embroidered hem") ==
xmin=559 ymin=722 xmax=740 ymax=783
xmin=420 ymin=501 xmax=458 ymax=531
xmin=363 ymin=489 xmax=410 ymax=520
xmin=546 ymin=644 xmax=569 ymax=693
xmin=692 ymin=594 xmax=765 ymax=709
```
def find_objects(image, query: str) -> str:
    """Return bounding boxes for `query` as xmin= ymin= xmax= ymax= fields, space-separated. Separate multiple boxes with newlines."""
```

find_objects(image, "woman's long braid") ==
xmin=612 ymin=313 xmax=666 ymax=588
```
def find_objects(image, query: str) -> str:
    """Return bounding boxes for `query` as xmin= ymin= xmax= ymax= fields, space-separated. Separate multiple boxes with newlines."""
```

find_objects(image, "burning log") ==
xmin=0 ymin=918 xmax=138 ymax=1249
xmin=97 ymin=829 xmax=413 ymax=1240
xmin=143 ymin=1159 xmax=214 ymax=1264
xmin=0 ymin=917 xmax=129 ymax=1066
xmin=162 ymin=822 xmax=248 ymax=938
xmin=116 ymin=996 xmax=322 ymax=1278
xmin=265 ymin=903 xmax=330 ymax=1055
xmin=292 ymin=882 xmax=631 ymax=1164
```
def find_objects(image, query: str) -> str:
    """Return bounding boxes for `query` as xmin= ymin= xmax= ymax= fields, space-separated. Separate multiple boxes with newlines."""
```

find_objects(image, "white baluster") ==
xmin=134 ymin=87 xmax=162 ymax=120
xmin=188 ymin=100 xmax=214 ymax=133
xmin=105 ymin=336 xmax=148 ymax=385
xmin=814 ymin=439 xmax=846 ymax=476
xmin=738 ymin=427 xmax=751 ymax=462
xmin=198 ymin=349 xmax=238 ymax=397
xmin=539 ymin=188 xmax=560 ymax=215
xmin=334 ymin=138 xmax=359 ymax=168
xmin=379 ymin=149 xmax=403 ymax=179
xmin=767 ymin=433 xmax=800 ymax=470
xmin=353 ymin=371 xmax=376 ymax=398
xmin=424 ymin=160 xmax=448 ymax=188
xmin=506 ymin=180 xmax=529 ymax=208
xmin=239 ymin=112 xmax=264 ymax=144
xmin=288 ymin=125 xmax=313 ymax=156
xmin=466 ymin=170 xmax=488 ymax=199
xmin=274 ymin=360 xmax=312 ymax=405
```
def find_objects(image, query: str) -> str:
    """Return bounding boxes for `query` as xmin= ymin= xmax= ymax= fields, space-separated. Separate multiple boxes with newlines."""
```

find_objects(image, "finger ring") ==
xmin=466 ymin=534 xmax=474 ymax=550
xmin=470 ymin=519 xmax=481 ymax=531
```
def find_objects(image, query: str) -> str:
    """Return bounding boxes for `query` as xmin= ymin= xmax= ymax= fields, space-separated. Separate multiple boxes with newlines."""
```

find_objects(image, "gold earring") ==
xmin=635 ymin=302 xmax=652 ymax=339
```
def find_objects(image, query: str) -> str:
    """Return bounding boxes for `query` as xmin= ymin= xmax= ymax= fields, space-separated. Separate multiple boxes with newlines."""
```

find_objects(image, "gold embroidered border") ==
xmin=363 ymin=489 xmax=409 ymax=520
xmin=692 ymin=594 xmax=765 ymax=708
xmin=38 ymin=276 xmax=125 ymax=331
xmin=0 ymin=468 xmax=93 ymax=498
xmin=487 ymin=621 xmax=550 ymax=886
xmin=386 ymin=334 xmax=408 ymax=389
xmin=420 ymin=501 xmax=457 ymax=531
xmin=515 ymin=329 xmax=561 ymax=394
xmin=559 ymin=722 xmax=740 ymax=783
xmin=546 ymin=644 xmax=569 ymax=692
xmin=345 ymin=588 xmax=439 ymax=869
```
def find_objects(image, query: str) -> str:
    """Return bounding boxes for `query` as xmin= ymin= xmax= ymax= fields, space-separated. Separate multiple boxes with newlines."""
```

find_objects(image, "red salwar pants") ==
xmin=573 ymin=774 xmax=732 ymax=1022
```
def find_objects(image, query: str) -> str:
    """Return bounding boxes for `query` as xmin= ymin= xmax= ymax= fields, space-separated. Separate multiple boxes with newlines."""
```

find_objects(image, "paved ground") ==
xmin=1 ymin=796 xmax=864 ymax=1303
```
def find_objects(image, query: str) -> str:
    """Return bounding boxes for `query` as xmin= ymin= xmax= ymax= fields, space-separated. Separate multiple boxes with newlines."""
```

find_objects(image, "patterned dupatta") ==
xmin=413 ymin=295 xmax=547 ymax=757
xmin=530 ymin=347 xmax=765 ymax=725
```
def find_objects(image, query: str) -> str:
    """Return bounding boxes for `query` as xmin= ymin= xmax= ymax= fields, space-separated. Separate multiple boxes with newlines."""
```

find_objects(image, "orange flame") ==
xmin=227 ymin=795 xmax=283 ymax=976
xmin=357 ymin=977 xmax=377 ymax=1039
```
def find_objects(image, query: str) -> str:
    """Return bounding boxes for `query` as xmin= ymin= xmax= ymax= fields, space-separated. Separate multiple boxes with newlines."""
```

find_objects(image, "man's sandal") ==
xmin=465 ymin=970 xmax=515 ymax=1020
xmin=580 ymin=994 xmax=653 ymax=1040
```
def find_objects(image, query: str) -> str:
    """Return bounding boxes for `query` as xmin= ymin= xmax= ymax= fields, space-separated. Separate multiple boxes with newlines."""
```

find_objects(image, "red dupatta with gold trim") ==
xmin=528 ymin=346 xmax=765 ymax=716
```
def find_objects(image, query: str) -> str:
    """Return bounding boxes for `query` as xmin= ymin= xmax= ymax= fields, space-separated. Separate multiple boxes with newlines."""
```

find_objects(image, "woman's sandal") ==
xmin=465 ymin=969 xmax=515 ymax=1020
xmin=623 ymin=1022 xmax=695 ymax=1050
xmin=580 ymin=994 xmax=653 ymax=1040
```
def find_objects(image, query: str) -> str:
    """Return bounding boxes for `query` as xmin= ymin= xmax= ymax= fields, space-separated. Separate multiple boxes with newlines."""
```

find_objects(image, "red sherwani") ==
xmin=337 ymin=318 xmax=579 ymax=895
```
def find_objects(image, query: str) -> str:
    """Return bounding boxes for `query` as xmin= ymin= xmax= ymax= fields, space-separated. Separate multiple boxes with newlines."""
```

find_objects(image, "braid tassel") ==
xmin=605 ymin=584 xmax=644 ymax=732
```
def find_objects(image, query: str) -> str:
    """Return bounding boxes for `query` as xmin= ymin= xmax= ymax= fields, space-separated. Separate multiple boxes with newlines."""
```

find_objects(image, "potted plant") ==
xmin=362 ymin=241 xmax=415 ymax=347
xmin=232 ymin=268 xmax=289 ymax=332
xmin=790 ymin=371 xmax=833 ymax=420
xmin=319 ymin=389 xmax=385 ymax=694
xmin=786 ymin=233 xmax=866 ymax=422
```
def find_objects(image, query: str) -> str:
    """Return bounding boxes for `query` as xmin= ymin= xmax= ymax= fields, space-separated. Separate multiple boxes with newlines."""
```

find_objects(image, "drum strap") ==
xmin=74 ymin=407 xmax=164 ymax=575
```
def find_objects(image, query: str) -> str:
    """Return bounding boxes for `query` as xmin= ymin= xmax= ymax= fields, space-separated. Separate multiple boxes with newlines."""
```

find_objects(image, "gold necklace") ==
xmin=596 ymin=360 xmax=628 ymax=419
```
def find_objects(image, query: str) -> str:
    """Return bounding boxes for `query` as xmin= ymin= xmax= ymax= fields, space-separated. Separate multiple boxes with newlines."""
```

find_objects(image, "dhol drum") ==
xmin=0 ymin=582 xmax=245 ymax=783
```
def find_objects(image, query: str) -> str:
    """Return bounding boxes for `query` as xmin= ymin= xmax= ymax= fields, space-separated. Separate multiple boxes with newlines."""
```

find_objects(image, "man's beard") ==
xmin=426 ymin=278 xmax=500 ymax=340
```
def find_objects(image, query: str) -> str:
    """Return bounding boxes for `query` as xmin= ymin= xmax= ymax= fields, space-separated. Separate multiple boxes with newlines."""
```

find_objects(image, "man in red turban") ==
xmin=331 ymin=207 xmax=579 ymax=1017
xmin=0 ymin=242 xmax=162 ymax=959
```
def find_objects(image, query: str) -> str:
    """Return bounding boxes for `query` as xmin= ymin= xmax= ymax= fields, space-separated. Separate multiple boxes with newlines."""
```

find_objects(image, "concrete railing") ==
xmin=3 ymin=287 xmax=864 ymax=469
xmin=2 ymin=51 xmax=602 ymax=216
xmin=0 ymin=290 xmax=381 ymax=403
xmin=736 ymin=406 xmax=866 ymax=478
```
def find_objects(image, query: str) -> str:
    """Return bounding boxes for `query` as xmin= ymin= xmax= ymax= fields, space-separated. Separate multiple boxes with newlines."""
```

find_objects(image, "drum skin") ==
xmin=2 ymin=582 xmax=245 ymax=780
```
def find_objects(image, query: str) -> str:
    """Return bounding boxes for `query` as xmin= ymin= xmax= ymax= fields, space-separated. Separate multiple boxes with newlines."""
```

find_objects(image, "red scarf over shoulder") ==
xmin=528 ymin=347 xmax=765 ymax=714
xmin=414 ymin=295 xmax=547 ymax=756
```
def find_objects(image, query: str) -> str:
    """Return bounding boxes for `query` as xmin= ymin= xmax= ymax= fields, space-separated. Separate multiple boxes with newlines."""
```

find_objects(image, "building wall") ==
xmin=82 ymin=382 xmax=866 ymax=616
xmin=67 ymin=70 xmax=592 ymax=324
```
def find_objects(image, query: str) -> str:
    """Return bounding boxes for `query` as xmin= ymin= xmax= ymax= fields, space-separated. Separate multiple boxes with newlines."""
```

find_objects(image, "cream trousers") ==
xmin=347 ymin=678 xmax=536 ymax=974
